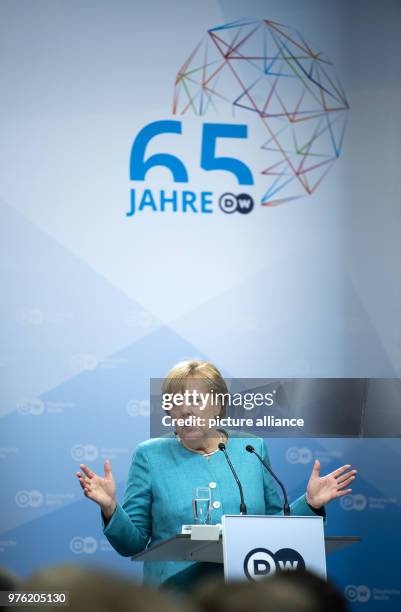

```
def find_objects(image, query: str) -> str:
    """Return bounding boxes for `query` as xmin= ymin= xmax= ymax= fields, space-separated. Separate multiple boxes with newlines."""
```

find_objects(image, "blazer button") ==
xmin=209 ymin=482 xmax=217 ymax=489
xmin=212 ymin=501 xmax=221 ymax=509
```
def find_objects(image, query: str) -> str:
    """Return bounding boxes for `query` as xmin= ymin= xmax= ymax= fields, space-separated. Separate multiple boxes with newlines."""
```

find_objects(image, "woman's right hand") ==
xmin=76 ymin=460 xmax=117 ymax=519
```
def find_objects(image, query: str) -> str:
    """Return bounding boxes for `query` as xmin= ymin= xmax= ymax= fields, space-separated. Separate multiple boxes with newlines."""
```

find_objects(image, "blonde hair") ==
xmin=162 ymin=360 xmax=229 ymax=417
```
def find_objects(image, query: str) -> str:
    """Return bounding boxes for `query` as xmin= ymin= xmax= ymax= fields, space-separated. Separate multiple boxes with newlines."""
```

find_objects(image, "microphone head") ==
xmin=218 ymin=442 xmax=226 ymax=451
xmin=245 ymin=444 xmax=254 ymax=453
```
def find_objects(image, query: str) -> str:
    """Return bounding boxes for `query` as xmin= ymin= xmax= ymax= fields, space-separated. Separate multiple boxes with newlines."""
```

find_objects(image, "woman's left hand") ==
xmin=306 ymin=460 xmax=357 ymax=509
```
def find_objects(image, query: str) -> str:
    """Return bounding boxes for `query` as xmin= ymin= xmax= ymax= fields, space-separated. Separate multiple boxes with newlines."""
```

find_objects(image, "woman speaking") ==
xmin=76 ymin=360 xmax=357 ymax=590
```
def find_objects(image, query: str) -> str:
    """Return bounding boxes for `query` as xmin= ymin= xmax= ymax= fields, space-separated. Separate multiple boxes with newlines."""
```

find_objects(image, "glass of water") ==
xmin=192 ymin=486 xmax=212 ymax=525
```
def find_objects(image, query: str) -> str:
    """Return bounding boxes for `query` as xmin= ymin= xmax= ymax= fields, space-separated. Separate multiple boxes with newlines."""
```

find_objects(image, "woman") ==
xmin=76 ymin=360 xmax=357 ymax=589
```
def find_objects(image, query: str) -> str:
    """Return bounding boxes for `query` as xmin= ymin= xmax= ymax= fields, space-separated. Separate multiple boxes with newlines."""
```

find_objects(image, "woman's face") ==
xmin=168 ymin=378 xmax=222 ymax=442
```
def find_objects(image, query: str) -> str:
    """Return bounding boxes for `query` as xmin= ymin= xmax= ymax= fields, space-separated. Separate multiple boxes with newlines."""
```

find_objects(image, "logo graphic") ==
xmin=128 ymin=19 xmax=348 ymax=217
xmin=15 ymin=308 xmax=44 ymax=326
xmin=70 ymin=354 xmax=98 ymax=372
xmin=244 ymin=547 xmax=305 ymax=581
xmin=15 ymin=490 xmax=44 ymax=508
xmin=344 ymin=585 xmax=371 ymax=603
xmin=126 ymin=399 xmax=151 ymax=417
xmin=70 ymin=537 xmax=98 ymax=554
xmin=219 ymin=193 xmax=254 ymax=214
xmin=17 ymin=399 xmax=45 ymax=416
xmin=71 ymin=444 xmax=99 ymax=462
xmin=173 ymin=18 xmax=349 ymax=206
xmin=286 ymin=447 xmax=313 ymax=464
xmin=340 ymin=493 xmax=367 ymax=511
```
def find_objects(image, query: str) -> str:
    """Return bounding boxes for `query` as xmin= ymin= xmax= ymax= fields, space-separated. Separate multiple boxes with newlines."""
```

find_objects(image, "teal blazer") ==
xmin=102 ymin=432 xmax=325 ymax=587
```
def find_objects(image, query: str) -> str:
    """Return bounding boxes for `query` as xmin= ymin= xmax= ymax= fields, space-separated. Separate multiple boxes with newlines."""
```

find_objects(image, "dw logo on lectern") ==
xmin=244 ymin=547 xmax=306 ymax=581
xmin=128 ymin=18 xmax=348 ymax=218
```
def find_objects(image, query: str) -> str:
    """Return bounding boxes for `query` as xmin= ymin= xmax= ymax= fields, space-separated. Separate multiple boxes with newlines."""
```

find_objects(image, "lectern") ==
xmin=132 ymin=515 xmax=360 ymax=582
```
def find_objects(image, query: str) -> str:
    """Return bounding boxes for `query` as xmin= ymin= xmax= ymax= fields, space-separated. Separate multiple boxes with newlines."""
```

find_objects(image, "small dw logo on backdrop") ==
xmin=340 ymin=493 xmax=367 ymax=511
xmin=244 ymin=547 xmax=305 ymax=581
xmin=15 ymin=490 xmax=44 ymax=508
xmin=71 ymin=444 xmax=99 ymax=462
xmin=128 ymin=19 xmax=348 ymax=217
xmin=344 ymin=585 xmax=371 ymax=603
xmin=70 ymin=537 xmax=98 ymax=554
xmin=285 ymin=447 xmax=313 ymax=464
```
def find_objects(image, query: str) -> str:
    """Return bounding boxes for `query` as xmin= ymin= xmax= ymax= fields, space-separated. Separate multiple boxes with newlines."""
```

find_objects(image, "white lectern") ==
xmin=132 ymin=515 xmax=360 ymax=582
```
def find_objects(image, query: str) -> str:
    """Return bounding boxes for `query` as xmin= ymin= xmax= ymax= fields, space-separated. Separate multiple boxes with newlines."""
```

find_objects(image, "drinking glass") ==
xmin=192 ymin=486 xmax=212 ymax=525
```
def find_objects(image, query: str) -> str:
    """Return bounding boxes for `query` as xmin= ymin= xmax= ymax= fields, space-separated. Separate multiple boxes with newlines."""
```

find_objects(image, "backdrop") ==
xmin=1 ymin=1 xmax=400 ymax=610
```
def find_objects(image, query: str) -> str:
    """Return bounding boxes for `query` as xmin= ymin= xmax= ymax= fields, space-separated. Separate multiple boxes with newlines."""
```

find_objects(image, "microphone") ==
xmin=246 ymin=444 xmax=290 ymax=515
xmin=218 ymin=442 xmax=247 ymax=515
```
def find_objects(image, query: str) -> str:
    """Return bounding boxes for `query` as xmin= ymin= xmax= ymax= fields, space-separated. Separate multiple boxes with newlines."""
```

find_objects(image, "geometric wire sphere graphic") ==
xmin=173 ymin=18 xmax=349 ymax=205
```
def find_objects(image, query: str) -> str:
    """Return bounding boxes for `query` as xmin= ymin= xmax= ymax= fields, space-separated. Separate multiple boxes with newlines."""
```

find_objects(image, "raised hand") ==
xmin=76 ymin=460 xmax=116 ymax=519
xmin=306 ymin=460 xmax=357 ymax=509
